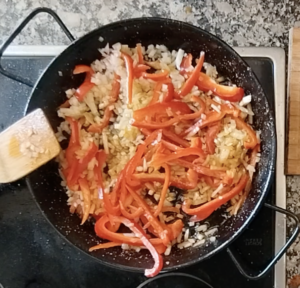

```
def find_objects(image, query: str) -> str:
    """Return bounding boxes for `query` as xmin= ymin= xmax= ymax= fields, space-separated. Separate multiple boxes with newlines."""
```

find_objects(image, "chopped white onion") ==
xmin=175 ymin=48 xmax=185 ymax=70
xmin=211 ymin=104 xmax=221 ymax=113
xmin=211 ymin=183 xmax=224 ymax=198
xmin=239 ymin=95 xmax=252 ymax=106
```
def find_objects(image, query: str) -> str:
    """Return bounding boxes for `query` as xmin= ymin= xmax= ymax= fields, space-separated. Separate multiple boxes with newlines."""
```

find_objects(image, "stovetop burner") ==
xmin=0 ymin=47 xmax=286 ymax=288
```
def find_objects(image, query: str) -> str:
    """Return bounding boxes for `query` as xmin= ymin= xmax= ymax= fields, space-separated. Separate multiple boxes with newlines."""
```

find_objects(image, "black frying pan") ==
xmin=0 ymin=7 xmax=299 ymax=280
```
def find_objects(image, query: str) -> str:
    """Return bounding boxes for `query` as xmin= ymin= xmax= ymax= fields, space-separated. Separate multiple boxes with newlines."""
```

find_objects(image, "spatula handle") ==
xmin=0 ymin=7 xmax=75 ymax=87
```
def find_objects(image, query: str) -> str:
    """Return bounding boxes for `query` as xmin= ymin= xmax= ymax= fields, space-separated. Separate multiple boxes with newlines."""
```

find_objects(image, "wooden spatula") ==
xmin=0 ymin=108 xmax=61 ymax=183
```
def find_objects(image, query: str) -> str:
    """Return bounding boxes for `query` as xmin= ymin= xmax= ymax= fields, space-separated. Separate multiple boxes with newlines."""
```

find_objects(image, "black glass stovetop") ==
xmin=0 ymin=56 xmax=275 ymax=288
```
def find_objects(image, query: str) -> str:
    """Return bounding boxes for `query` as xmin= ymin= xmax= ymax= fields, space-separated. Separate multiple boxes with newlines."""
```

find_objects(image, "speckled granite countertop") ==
xmin=1 ymin=0 xmax=300 ymax=286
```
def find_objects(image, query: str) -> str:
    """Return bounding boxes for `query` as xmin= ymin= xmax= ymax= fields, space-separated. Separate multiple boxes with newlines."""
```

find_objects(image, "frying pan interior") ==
xmin=25 ymin=18 xmax=276 ymax=272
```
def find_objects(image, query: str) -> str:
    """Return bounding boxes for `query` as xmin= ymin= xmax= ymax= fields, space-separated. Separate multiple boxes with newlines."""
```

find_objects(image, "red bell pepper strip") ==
xmin=167 ymin=219 xmax=184 ymax=240
xmin=182 ymin=155 xmax=199 ymax=163
xmin=73 ymin=65 xmax=94 ymax=76
xmin=220 ymin=103 xmax=240 ymax=117
xmin=206 ymin=98 xmax=240 ymax=117
xmin=154 ymin=244 xmax=167 ymax=255
xmin=197 ymin=72 xmax=244 ymax=102
xmin=148 ymin=81 xmax=163 ymax=106
xmin=167 ymin=158 xmax=193 ymax=170
xmin=134 ymin=101 xmax=192 ymax=121
xmin=206 ymin=121 xmax=221 ymax=154
xmin=119 ymin=178 xmax=129 ymax=204
xmin=182 ymin=174 xmax=249 ymax=220
xmin=168 ymin=158 xmax=231 ymax=184
xmin=191 ymin=164 xmax=230 ymax=183
xmin=76 ymin=141 xmax=98 ymax=173
xmin=143 ymin=217 xmax=183 ymax=243
xmin=110 ymin=162 xmax=132 ymax=206
xmin=187 ymin=168 xmax=198 ymax=187
xmin=75 ymin=82 xmax=95 ymax=102
xmin=143 ymin=129 xmax=162 ymax=146
xmin=162 ymin=83 xmax=175 ymax=102
xmin=88 ymin=108 xmax=112 ymax=133
xmin=203 ymin=175 xmax=220 ymax=188
xmin=132 ymin=173 xmax=198 ymax=190
xmin=199 ymin=111 xmax=226 ymax=128
xmin=126 ymin=185 xmax=171 ymax=246
xmin=125 ymin=144 xmax=146 ymax=186
xmin=68 ymin=142 xmax=98 ymax=187
xmin=190 ymin=137 xmax=202 ymax=149
xmin=133 ymin=101 xmax=193 ymax=128
xmin=65 ymin=117 xmax=81 ymax=186
xmin=179 ymin=96 xmax=206 ymax=120
xmin=107 ymin=171 xmax=123 ymax=207
xmin=109 ymin=73 xmax=121 ymax=103
xmin=180 ymin=53 xmax=192 ymax=75
xmin=65 ymin=157 xmax=79 ymax=188
xmin=178 ymin=52 xmax=205 ymax=97
xmin=112 ymin=215 xmax=163 ymax=277
xmin=78 ymin=178 xmax=92 ymax=225
xmin=142 ymin=70 xmax=169 ymax=81
xmin=154 ymin=164 xmax=170 ymax=216
xmin=64 ymin=145 xmax=79 ymax=178
xmin=103 ymin=191 xmax=121 ymax=216
xmin=95 ymin=150 xmax=107 ymax=188
xmin=119 ymin=201 xmax=144 ymax=219
xmin=162 ymin=129 xmax=190 ymax=148
xmin=121 ymin=52 xmax=134 ymax=104
xmin=173 ymin=91 xmax=181 ymax=100
xmin=161 ymin=140 xmax=183 ymax=152
xmin=95 ymin=150 xmax=120 ymax=216
xmin=95 ymin=215 xmax=166 ymax=268
xmin=155 ymin=142 xmax=169 ymax=155
xmin=133 ymin=64 xmax=150 ymax=78
xmin=73 ymin=65 xmax=95 ymax=102
xmin=66 ymin=117 xmax=80 ymax=146
xmin=233 ymin=117 xmax=258 ymax=149
xmin=106 ymin=217 xmax=121 ymax=233
xmin=89 ymin=241 xmax=122 ymax=252
xmin=140 ymin=127 xmax=152 ymax=136
xmin=132 ymin=117 xmax=179 ymax=130
xmin=136 ymin=43 xmax=144 ymax=64
xmin=151 ymin=147 xmax=206 ymax=167
xmin=184 ymin=111 xmax=225 ymax=135
xmin=121 ymin=158 xmax=141 ymax=188
xmin=94 ymin=214 xmax=163 ymax=246
xmin=141 ymin=214 xmax=161 ymax=236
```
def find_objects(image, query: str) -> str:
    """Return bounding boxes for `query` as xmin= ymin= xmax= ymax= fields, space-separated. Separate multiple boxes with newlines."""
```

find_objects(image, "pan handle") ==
xmin=0 ymin=7 xmax=75 ymax=87
xmin=227 ymin=203 xmax=300 ymax=280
